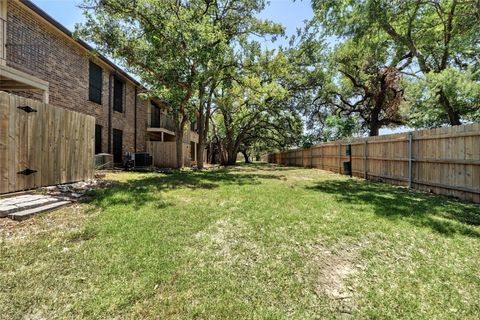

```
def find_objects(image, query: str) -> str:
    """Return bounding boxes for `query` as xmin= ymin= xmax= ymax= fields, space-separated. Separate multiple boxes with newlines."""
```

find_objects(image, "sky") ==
xmin=31 ymin=0 xmax=315 ymax=47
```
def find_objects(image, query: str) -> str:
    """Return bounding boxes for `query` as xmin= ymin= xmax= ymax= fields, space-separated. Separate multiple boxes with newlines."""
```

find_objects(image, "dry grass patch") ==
xmin=0 ymin=204 xmax=90 ymax=244
xmin=191 ymin=218 xmax=265 ymax=268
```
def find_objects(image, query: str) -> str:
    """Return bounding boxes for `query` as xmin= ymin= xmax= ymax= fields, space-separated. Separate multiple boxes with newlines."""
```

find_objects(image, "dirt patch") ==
xmin=306 ymin=242 xmax=365 ymax=315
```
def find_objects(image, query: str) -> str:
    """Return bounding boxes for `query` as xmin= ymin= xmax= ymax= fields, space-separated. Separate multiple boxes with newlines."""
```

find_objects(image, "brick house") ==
xmin=0 ymin=0 xmax=200 ymax=166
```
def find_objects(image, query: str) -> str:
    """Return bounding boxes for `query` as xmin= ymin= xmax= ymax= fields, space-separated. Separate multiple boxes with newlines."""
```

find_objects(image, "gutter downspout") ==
xmin=134 ymin=86 xmax=137 ymax=152
xmin=108 ymin=73 xmax=112 ymax=153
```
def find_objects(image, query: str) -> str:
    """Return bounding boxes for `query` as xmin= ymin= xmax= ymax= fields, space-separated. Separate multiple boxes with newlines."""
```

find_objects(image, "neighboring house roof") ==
xmin=19 ymin=0 xmax=143 ymax=88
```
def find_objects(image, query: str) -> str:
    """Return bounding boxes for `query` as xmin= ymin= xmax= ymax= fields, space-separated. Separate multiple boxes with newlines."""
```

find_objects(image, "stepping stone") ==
xmin=0 ymin=195 xmax=71 ymax=219
xmin=0 ymin=191 xmax=33 ymax=200
xmin=0 ymin=196 xmax=61 ymax=216
xmin=7 ymin=201 xmax=71 ymax=221
xmin=0 ymin=205 xmax=18 ymax=217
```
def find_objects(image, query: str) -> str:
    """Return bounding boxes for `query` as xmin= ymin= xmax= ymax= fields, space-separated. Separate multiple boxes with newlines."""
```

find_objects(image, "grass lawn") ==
xmin=1 ymin=164 xmax=479 ymax=319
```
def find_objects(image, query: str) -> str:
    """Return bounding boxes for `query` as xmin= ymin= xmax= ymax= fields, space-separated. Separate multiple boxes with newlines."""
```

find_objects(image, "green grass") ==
xmin=1 ymin=164 xmax=479 ymax=319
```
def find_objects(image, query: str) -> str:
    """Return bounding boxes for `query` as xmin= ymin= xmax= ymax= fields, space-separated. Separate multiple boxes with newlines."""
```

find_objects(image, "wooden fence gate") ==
xmin=0 ymin=92 xmax=95 ymax=193
xmin=147 ymin=141 xmax=191 ymax=168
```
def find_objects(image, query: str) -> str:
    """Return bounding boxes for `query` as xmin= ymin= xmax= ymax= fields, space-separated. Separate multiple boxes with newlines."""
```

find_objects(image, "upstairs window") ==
xmin=150 ymin=102 xmax=161 ymax=128
xmin=113 ymin=77 xmax=124 ymax=113
xmin=190 ymin=121 xmax=198 ymax=132
xmin=88 ymin=61 xmax=102 ymax=104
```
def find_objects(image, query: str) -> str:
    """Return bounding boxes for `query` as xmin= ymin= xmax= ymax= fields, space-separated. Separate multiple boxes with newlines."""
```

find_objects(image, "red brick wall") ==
xmin=6 ymin=0 xmax=147 ymax=154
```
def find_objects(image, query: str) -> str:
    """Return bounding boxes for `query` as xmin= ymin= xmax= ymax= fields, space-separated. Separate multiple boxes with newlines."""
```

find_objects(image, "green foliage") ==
xmin=212 ymin=46 xmax=303 ymax=163
xmin=311 ymin=0 xmax=480 ymax=127
xmin=322 ymin=114 xmax=361 ymax=141
xmin=76 ymin=0 xmax=282 ymax=114
xmin=404 ymin=68 xmax=480 ymax=128
xmin=287 ymin=31 xmax=404 ymax=137
xmin=298 ymin=134 xmax=317 ymax=149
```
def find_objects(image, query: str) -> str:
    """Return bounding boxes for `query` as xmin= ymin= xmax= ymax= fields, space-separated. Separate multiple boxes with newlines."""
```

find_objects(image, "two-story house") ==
xmin=0 ymin=0 xmax=200 ymax=166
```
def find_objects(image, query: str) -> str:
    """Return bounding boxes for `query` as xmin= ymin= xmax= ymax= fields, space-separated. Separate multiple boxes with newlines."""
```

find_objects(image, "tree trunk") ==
xmin=197 ymin=85 xmax=206 ymax=169
xmin=175 ymin=86 xmax=193 ymax=169
xmin=439 ymin=90 xmax=461 ymax=126
xmin=197 ymin=134 xmax=205 ymax=168
xmin=226 ymin=138 xmax=241 ymax=165
xmin=226 ymin=149 xmax=238 ymax=165
xmin=175 ymin=113 xmax=188 ymax=169
xmin=197 ymin=85 xmax=214 ymax=169
xmin=220 ymin=140 xmax=239 ymax=165
xmin=368 ymin=125 xmax=380 ymax=136
xmin=220 ymin=129 xmax=235 ymax=165
xmin=367 ymin=79 xmax=388 ymax=137
xmin=241 ymin=150 xmax=250 ymax=163
xmin=175 ymin=125 xmax=185 ymax=169
xmin=368 ymin=107 xmax=381 ymax=136
xmin=219 ymin=140 xmax=228 ymax=165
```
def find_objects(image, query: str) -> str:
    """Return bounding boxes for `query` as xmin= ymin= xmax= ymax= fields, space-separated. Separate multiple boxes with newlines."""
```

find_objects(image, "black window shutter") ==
xmin=89 ymin=61 xmax=102 ymax=104
xmin=112 ymin=129 xmax=123 ymax=163
xmin=113 ymin=77 xmax=124 ymax=113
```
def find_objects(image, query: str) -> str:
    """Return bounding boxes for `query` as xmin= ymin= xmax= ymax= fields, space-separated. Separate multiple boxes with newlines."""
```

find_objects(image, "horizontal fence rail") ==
xmin=268 ymin=124 xmax=480 ymax=203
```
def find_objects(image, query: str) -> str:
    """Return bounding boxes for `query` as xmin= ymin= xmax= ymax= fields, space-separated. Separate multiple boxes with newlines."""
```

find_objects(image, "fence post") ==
xmin=321 ymin=145 xmax=324 ymax=169
xmin=364 ymin=140 xmax=368 ymax=179
xmin=338 ymin=143 xmax=342 ymax=174
xmin=408 ymin=132 xmax=413 ymax=188
xmin=310 ymin=147 xmax=313 ymax=168
xmin=349 ymin=143 xmax=352 ymax=177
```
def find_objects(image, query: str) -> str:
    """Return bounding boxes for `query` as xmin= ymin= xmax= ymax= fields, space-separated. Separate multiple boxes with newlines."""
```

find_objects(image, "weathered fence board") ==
xmin=0 ymin=92 xmax=95 ymax=194
xmin=147 ymin=141 xmax=191 ymax=168
xmin=268 ymin=124 xmax=480 ymax=203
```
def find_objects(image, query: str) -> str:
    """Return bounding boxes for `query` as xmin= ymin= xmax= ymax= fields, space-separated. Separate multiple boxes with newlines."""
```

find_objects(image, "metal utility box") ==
xmin=124 ymin=152 xmax=153 ymax=169
xmin=95 ymin=153 xmax=114 ymax=170
xmin=343 ymin=161 xmax=352 ymax=176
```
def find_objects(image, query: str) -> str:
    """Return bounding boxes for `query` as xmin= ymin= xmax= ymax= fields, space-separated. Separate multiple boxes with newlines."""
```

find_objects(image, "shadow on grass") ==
xmin=85 ymin=168 xmax=285 ymax=211
xmin=307 ymin=179 xmax=480 ymax=238
xmin=257 ymin=164 xmax=304 ymax=172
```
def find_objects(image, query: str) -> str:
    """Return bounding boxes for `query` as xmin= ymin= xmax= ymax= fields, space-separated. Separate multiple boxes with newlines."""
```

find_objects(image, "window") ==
xmin=95 ymin=124 xmax=102 ymax=154
xmin=190 ymin=121 xmax=198 ymax=132
xmin=150 ymin=102 xmax=160 ymax=128
xmin=113 ymin=77 xmax=124 ymax=113
xmin=89 ymin=61 xmax=102 ymax=104
xmin=190 ymin=141 xmax=196 ymax=161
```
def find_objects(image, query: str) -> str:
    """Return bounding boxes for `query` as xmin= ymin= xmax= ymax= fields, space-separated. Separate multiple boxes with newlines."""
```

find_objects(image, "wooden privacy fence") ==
xmin=268 ymin=123 xmax=480 ymax=203
xmin=147 ymin=141 xmax=191 ymax=168
xmin=0 ymin=92 xmax=95 ymax=194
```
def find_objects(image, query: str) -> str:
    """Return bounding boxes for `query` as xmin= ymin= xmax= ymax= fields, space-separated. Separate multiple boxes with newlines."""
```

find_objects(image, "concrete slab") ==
xmin=1 ymin=195 xmax=45 ymax=204
xmin=8 ymin=201 xmax=71 ymax=221
xmin=0 ymin=195 xmax=66 ymax=216
xmin=0 ymin=205 xmax=17 ymax=217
